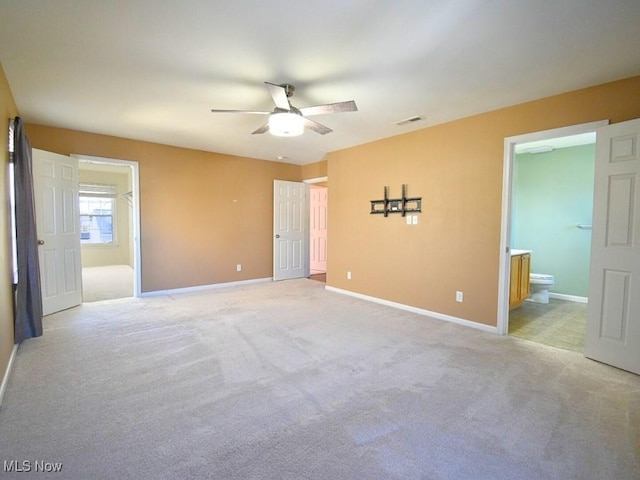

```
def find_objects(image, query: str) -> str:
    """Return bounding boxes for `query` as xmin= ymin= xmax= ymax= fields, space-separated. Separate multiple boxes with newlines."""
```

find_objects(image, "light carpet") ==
xmin=82 ymin=265 xmax=134 ymax=303
xmin=0 ymin=279 xmax=638 ymax=479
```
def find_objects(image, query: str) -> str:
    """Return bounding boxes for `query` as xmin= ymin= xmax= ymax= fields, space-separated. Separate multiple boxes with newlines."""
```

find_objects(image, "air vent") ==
xmin=394 ymin=115 xmax=424 ymax=127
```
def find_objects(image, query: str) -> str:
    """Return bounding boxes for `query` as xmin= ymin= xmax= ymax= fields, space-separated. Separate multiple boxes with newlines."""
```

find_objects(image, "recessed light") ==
xmin=524 ymin=145 xmax=554 ymax=154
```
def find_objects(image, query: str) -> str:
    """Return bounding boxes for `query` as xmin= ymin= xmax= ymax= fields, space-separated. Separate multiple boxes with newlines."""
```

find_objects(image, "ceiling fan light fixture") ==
xmin=269 ymin=112 xmax=304 ymax=137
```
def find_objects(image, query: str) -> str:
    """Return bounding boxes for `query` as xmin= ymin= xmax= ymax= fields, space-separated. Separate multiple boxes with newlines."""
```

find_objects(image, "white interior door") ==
xmin=273 ymin=180 xmax=309 ymax=281
xmin=585 ymin=119 xmax=640 ymax=374
xmin=310 ymin=185 xmax=328 ymax=273
xmin=33 ymin=149 xmax=82 ymax=315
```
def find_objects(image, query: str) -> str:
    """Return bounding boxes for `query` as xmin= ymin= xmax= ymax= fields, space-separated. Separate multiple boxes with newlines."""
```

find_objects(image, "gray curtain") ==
xmin=13 ymin=117 xmax=43 ymax=343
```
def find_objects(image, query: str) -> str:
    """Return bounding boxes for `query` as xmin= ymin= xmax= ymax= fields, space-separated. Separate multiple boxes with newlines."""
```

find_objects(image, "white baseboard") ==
xmin=325 ymin=286 xmax=498 ymax=334
xmin=141 ymin=277 xmax=273 ymax=297
xmin=549 ymin=293 xmax=588 ymax=304
xmin=0 ymin=344 xmax=19 ymax=409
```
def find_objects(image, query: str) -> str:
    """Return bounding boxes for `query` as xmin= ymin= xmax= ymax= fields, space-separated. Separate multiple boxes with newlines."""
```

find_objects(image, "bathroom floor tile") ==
xmin=508 ymin=298 xmax=586 ymax=353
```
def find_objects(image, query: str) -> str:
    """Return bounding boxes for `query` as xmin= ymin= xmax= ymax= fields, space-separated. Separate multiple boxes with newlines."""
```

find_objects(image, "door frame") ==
xmin=74 ymin=154 xmax=142 ymax=297
xmin=303 ymin=176 xmax=328 ymax=185
xmin=496 ymin=120 xmax=609 ymax=335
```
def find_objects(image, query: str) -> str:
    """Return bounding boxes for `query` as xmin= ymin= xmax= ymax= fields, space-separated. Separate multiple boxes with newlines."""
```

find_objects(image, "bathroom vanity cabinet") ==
xmin=509 ymin=251 xmax=531 ymax=309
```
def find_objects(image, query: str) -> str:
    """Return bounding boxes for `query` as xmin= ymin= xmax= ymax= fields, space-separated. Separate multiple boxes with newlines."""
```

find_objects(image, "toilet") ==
xmin=528 ymin=273 xmax=555 ymax=303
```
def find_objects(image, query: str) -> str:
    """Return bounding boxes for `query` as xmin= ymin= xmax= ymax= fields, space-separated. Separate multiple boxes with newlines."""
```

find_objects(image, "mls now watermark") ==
xmin=4 ymin=460 xmax=63 ymax=473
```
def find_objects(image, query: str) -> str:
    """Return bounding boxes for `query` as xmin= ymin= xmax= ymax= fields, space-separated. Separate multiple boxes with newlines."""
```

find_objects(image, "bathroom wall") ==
xmin=512 ymin=144 xmax=596 ymax=298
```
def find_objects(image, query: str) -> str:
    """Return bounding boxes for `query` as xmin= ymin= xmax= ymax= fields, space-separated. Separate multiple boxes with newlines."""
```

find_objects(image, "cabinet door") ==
xmin=520 ymin=254 xmax=530 ymax=300
xmin=509 ymin=255 xmax=521 ymax=309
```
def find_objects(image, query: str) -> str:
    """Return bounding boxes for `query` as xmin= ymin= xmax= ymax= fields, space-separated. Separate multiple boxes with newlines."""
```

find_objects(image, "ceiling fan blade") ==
xmin=299 ymin=100 xmax=357 ymax=117
xmin=211 ymin=109 xmax=271 ymax=114
xmin=303 ymin=117 xmax=333 ymax=135
xmin=265 ymin=82 xmax=291 ymax=110
xmin=251 ymin=122 xmax=270 ymax=135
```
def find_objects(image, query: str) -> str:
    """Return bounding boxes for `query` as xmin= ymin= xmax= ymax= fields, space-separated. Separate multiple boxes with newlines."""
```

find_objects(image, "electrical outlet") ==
xmin=236 ymin=264 xmax=242 ymax=272
xmin=412 ymin=215 xmax=418 ymax=225
xmin=347 ymin=271 xmax=352 ymax=280
xmin=456 ymin=291 xmax=463 ymax=302
xmin=406 ymin=215 xmax=412 ymax=225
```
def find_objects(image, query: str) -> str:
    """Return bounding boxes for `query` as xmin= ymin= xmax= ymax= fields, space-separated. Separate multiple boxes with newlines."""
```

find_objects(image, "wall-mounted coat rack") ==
xmin=370 ymin=184 xmax=422 ymax=217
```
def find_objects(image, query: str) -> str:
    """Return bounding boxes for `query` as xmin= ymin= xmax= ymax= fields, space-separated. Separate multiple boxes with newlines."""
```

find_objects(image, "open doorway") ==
xmin=77 ymin=156 xmax=141 ymax=302
xmin=508 ymin=133 xmax=596 ymax=351
xmin=497 ymin=121 xmax=608 ymax=351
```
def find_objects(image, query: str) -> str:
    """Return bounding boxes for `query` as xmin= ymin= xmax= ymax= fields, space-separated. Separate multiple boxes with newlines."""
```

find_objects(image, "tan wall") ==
xmin=301 ymin=160 xmax=327 ymax=180
xmin=4 ymin=68 xmax=640 ymax=357
xmin=78 ymin=167 xmax=132 ymax=268
xmin=0 ymin=65 xmax=18 ymax=389
xmin=327 ymin=75 xmax=640 ymax=327
xmin=26 ymin=125 xmax=301 ymax=292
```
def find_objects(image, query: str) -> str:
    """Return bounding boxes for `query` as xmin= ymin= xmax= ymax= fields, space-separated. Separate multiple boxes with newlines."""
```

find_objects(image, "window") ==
xmin=79 ymin=183 xmax=117 ymax=244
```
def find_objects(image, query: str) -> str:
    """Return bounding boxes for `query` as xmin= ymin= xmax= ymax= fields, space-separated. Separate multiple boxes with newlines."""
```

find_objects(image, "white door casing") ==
xmin=497 ymin=120 xmax=609 ymax=335
xmin=310 ymin=185 xmax=328 ymax=273
xmin=33 ymin=149 xmax=83 ymax=315
xmin=585 ymin=119 xmax=640 ymax=375
xmin=273 ymin=180 xmax=309 ymax=281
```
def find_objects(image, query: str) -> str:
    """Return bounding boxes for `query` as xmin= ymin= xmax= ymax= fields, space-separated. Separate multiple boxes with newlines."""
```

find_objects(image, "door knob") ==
xmin=275 ymin=234 xmax=280 ymax=238
xmin=37 ymin=239 xmax=45 ymax=245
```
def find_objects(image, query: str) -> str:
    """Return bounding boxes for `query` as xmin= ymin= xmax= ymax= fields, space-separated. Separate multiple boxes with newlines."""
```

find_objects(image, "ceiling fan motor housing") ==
xmin=280 ymin=84 xmax=295 ymax=98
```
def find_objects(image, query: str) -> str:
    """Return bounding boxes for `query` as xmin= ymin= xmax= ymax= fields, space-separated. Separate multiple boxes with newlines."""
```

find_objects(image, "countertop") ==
xmin=511 ymin=249 xmax=532 ymax=256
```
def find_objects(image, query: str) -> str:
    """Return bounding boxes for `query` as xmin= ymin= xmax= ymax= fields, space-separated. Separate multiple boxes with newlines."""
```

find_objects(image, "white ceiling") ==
xmin=1 ymin=1 xmax=639 ymax=165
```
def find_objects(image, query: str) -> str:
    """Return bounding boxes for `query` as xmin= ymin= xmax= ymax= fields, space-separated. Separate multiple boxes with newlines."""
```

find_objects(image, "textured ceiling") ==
xmin=1 ymin=0 xmax=639 ymax=164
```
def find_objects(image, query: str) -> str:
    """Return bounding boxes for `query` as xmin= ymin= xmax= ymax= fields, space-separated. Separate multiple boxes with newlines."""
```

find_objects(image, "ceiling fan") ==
xmin=211 ymin=82 xmax=358 ymax=137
